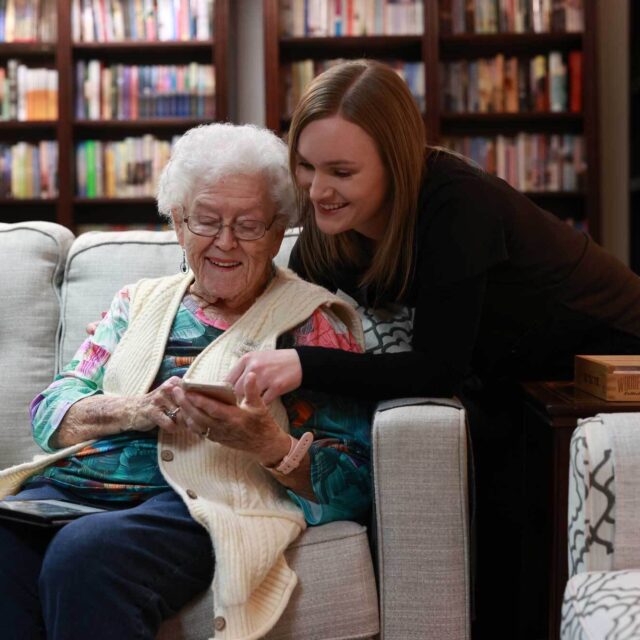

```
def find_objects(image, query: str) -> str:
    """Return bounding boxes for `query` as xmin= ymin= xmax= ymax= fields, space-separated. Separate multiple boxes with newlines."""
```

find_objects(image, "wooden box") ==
xmin=575 ymin=355 xmax=640 ymax=401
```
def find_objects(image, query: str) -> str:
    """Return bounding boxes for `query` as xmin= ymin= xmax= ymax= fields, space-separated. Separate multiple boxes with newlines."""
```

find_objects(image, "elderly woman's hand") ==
xmin=126 ymin=376 xmax=186 ymax=434
xmin=171 ymin=373 xmax=291 ymax=465
xmin=225 ymin=349 xmax=302 ymax=405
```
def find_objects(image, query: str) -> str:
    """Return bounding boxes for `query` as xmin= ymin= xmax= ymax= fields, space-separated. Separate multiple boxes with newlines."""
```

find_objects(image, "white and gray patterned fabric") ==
xmin=568 ymin=421 xmax=616 ymax=577
xmin=336 ymin=289 xmax=414 ymax=354
xmin=561 ymin=570 xmax=640 ymax=639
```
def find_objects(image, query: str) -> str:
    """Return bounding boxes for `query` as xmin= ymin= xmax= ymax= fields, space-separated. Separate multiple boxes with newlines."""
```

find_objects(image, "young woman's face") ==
xmin=294 ymin=115 xmax=390 ymax=240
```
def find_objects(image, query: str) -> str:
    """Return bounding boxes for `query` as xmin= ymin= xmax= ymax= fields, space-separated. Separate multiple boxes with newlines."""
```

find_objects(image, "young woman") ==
xmin=226 ymin=59 xmax=640 ymax=635
xmin=228 ymin=60 xmax=640 ymax=405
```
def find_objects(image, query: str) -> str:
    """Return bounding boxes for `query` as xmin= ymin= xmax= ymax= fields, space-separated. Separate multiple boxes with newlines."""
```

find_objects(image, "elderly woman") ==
xmin=0 ymin=123 xmax=371 ymax=640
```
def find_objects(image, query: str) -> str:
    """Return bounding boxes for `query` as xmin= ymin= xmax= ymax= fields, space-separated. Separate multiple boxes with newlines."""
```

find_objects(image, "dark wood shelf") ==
xmin=0 ymin=120 xmax=57 ymax=130
xmin=0 ymin=42 xmax=56 ymax=57
xmin=440 ymin=111 xmax=584 ymax=134
xmin=0 ymin=197 xmax=57 ymax=205
xmin=73 ymin=40 xmax=214 ymax=51
xmin=441 ymin=111 xmax=582 ymax=123
xmin=0 ymin=120 xmax=57 ymax=142
xmin=72 ymin=40 xmax=216 ymax=63
xmin=74 ymin=118 xmax=213 ymax=132
xmin=74 ymin=197 xmax=156 ymax=205
xmin=440 ymin=32 xmax=583 ymax=58
xmin=279 ymin=35 xmax=422 ymax=59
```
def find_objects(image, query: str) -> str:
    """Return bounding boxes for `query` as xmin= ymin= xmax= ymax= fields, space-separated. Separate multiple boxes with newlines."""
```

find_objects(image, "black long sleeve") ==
xmin=294 ymin=273 xmax=487 ymax=400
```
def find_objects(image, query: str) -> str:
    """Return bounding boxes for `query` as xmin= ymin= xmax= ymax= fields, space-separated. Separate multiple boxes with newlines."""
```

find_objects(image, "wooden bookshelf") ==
xmin=631 ymin=0 xmax=640 ymax=273
xmin=1 ymin=0 xmax=229 ymax=232
xmin=263 ymin=0 xmax=601 ymax=241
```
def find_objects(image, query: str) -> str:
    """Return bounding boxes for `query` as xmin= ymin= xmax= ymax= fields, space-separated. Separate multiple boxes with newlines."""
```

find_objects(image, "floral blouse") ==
xmin=28 ymin=287 xmax=373 ymax=525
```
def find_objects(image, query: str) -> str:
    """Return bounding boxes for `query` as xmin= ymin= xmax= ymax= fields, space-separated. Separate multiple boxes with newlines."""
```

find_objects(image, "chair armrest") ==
xmin=373 ymin=398 xmax=470 ymax=640
xmin=568 ymin=413 xmax=640 ymax=577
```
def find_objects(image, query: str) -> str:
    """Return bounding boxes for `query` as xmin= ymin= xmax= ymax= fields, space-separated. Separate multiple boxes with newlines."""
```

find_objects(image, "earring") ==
xmin=180 ymin=250 xmax=188 ymax=274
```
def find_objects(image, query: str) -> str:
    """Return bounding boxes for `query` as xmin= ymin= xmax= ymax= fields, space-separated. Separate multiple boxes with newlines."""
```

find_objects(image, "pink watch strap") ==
xmin=266 ymin=432 xmax=314 ymax=475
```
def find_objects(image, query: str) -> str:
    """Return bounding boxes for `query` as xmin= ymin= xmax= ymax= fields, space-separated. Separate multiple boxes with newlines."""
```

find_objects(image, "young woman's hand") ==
xmin=171 ymin=373 xmax=290 ymax=465
xmin=225 ymin=349 xmax=303 ymax=404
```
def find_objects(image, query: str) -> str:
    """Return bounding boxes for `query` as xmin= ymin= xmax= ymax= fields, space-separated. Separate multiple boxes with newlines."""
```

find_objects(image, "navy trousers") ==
xmin=0 ymin=483 xmax=214 ymax=640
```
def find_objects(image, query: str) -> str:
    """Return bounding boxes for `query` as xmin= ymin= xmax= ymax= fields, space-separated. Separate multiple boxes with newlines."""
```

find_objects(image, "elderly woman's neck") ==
xmin=188 ymin=269 xmax=274 ymax=323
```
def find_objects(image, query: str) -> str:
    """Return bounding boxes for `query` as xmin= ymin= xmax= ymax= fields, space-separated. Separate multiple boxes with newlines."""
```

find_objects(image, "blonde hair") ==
xmin=288 ymin=59 xmax=427 ymax=302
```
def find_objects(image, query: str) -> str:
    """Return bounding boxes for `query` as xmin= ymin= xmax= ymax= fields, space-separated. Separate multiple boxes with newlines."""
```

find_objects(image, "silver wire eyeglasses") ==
xmin=183 ymin=216 xmax=276 ymax=241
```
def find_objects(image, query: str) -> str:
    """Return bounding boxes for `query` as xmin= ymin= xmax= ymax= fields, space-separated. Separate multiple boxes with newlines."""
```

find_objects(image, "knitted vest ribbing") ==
xmin=92 ymin=267 xmax=364 ymax=640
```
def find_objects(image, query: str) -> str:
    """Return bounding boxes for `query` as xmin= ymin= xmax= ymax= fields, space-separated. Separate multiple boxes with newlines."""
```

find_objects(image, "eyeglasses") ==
xmin=183 ymin=216 xmax=276 ymax=241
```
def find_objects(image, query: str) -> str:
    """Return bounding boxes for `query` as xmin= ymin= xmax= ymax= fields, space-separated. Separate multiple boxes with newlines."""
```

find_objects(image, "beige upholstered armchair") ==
xmin=0 ymin=221 xmax=470 ymax=639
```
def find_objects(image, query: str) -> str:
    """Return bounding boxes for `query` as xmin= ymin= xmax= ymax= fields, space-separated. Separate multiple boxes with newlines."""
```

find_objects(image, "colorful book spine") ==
xmin=0 ymin=140 xmax=58 ymax=198
xmin=71 ymin=0 xmax=213 ymax=42
xmin=76 ymin=134 xmax=178 ymax=198
xmin=441 ymin=132 xmax=586 ymax=194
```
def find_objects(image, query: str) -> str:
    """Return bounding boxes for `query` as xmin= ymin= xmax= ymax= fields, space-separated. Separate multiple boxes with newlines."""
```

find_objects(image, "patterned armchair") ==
xmin=562 ymin=413 xmax=640 ymax=639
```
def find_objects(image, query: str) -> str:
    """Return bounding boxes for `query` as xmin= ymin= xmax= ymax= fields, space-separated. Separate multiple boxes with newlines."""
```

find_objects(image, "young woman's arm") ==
xmin=227 ymin=272 xmax=487 ymax=401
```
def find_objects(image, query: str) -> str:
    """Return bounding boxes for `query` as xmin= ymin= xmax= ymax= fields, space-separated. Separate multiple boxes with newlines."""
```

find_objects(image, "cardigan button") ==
xmin=160 ymin=450 xmax=174 ymax=462
xmin=214 ymin=616 xmax=226 ymax=631
xmin=186 ymin=489 xmax=198 ymax=499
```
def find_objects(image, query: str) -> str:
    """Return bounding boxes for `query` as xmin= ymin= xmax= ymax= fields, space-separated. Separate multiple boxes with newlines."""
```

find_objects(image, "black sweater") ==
xmin=290 ymin=152 xmax=640 ymax=400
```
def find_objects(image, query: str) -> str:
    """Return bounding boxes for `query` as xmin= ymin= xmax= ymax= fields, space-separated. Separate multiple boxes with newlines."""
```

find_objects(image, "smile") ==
xmin=318 ymin=202 xmax=347 ymax=211
xmin=208 ymin=259 xmax=241 ymax=269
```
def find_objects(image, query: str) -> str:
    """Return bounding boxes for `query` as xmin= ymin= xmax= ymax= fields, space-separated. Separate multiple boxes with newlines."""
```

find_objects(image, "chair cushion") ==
xmin=0 ymin=222 xmax=74 ymax=468
xmin=157 ymin=521 xmax=379 ymax=640
xmin=59 ymin=230 xmax=182 ymax=367
xmin=561 ymin=570 xmax=640 ymax=639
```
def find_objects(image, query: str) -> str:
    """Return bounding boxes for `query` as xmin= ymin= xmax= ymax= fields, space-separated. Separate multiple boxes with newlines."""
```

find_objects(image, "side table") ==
xmin=520 ymin=381 xmax=640 ymax=640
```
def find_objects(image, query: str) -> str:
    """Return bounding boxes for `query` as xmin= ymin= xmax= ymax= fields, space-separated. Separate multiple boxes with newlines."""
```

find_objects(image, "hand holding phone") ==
xmin=181 ymin=380 xmax=237 ymax=405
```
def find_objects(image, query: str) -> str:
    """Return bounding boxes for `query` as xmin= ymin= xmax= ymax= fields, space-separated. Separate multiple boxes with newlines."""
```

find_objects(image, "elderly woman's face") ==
xmin=173 ymin=174 xmax=285 ymax=312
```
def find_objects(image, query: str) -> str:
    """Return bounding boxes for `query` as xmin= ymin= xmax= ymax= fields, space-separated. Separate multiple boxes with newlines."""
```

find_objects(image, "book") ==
xmin=568 ymin=50 xmax=582 ymax=112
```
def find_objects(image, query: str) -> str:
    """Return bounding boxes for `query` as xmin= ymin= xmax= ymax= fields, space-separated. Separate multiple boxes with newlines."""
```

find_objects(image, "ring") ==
xmin=164 ymin=407 xmax=180 ymax=422
xmin=201 ymin=426 xmax=211 ymax=439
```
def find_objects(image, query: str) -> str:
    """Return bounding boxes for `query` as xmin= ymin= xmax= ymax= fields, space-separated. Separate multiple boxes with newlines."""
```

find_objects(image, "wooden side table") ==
xmin=520 ymin=381 xmax=640 ymax=640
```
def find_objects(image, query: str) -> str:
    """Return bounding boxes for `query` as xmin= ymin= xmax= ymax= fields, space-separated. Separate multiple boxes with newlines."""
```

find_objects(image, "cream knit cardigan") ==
xmin=0 ymin=267 xmax=364 ymax=640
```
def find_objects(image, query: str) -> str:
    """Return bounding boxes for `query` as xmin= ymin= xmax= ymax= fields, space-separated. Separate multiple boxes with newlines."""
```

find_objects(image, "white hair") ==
xmin=157 ymin=123 xmax=297 ymax=226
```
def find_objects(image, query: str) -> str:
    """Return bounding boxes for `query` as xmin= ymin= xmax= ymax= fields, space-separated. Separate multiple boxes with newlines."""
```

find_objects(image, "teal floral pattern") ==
xmin=29 ymin=287 xmax=372 ymax=524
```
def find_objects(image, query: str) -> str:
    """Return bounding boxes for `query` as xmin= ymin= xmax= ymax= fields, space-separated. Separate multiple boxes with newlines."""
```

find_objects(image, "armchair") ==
xmin=0 ymin=221 xmax=470 ymax=639
xmin=562 ymin=413 xmax=640 ymax=639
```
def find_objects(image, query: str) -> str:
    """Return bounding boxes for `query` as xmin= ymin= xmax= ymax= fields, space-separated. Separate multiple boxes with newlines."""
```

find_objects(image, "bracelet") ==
xmin=263 ymin=432 xmax=314 ymax=476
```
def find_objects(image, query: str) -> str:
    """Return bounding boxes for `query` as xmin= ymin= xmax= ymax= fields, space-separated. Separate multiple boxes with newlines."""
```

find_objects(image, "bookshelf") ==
xmin=1 ymin=0 xmax=229 ymax=232
xmin=631 ymin=0 xmax=639 ymax=273
xmin=263 ymin=0 xmax=601 ymax=241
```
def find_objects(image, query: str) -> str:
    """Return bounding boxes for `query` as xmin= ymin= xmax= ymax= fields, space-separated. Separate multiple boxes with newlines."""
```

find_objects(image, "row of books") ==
xmin=72 ymin=0 xmax=214 ymax=42
xmin=76 ymin=61 xmax=215 ymax=120
xmin=440 ymin=50 xmax=582 ymax=114
xmin=0 ymin=141 xmax=58 ymax=199
xmin=440 ymin=0 xmax=584 ymax=35
xmin=0 ymin=62 xmax=58 ymax=121
xmin=442 ymin=133 xmax=586 ymax=192
xmin=76 ymin=135 xmax=179 ymax=198
xmin=0 ymin=0 xmax=57 ymax=42
xmin=282 ymin=58 xmax=425 ymax=117
xmin=280 ymin=0 xmax=424 ymax=37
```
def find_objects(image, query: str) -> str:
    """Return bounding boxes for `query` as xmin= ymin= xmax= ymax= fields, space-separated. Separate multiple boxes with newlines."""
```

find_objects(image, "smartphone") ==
xmin=181 ymin=380 xmax=237 ymax=405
